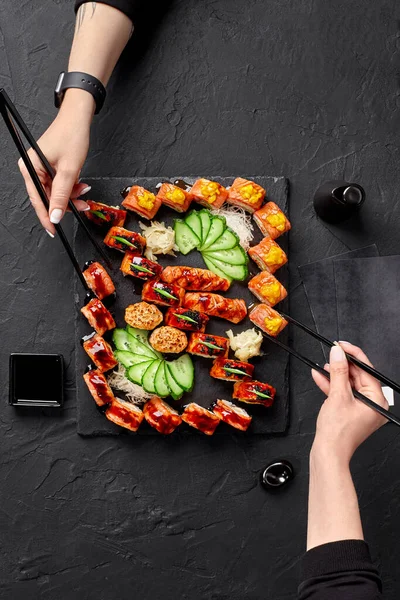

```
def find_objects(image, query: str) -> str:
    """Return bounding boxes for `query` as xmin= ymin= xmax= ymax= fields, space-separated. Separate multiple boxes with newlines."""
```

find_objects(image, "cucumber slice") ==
xmin=165 ymin=363 xmax=185 ymax=400
xmin=204 ymin=255 xmax=248 ymax=281
xmin=113 ymin=329 xmax=159 ymax=360
xmin=142 ymin=359 xmax=162 ymax=394
xmin=174 ymin=219 xmax=200 ymax=255
xmin=127 ymin=359 xmax=154 ymax=384
xmin=198 ymin=210 xmax=212 ymax=244
xmin=208 ymin=227 xmax=239 ymax=251
xmin=204 ymin=245 xmax=248 ymax=266
xmin=200 ymin=216 xmax=225 ymax=251
xmin=114 ymin=350 xmax=149 ymax=368
xmin=168 ymin=354 xmax=194 ymax=392
xmin=154 ymin=362 xmax=170 ymax=398
xmin=125 ymin=325 xmax=162 ymax=359
xmin=185 ymin=211 xmax=203 ymax=245
xmin=202 ymin=255 xmax=233 ymax=284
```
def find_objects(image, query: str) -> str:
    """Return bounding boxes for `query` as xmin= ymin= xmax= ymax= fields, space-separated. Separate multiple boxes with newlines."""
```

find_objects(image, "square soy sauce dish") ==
xmin=9 ymin=353 xmax=64 ymax=408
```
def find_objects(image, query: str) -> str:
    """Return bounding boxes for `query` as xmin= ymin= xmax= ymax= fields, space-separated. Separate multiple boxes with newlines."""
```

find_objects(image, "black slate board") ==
xmin=74 ymin=176 xmax=289 ymax=436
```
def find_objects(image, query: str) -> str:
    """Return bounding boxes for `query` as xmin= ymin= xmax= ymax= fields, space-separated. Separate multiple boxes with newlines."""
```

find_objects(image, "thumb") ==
xmin=329 ymin=344 xmax=352 ymax=398
xmin=49 ymin=167 xmax=78 ymax=224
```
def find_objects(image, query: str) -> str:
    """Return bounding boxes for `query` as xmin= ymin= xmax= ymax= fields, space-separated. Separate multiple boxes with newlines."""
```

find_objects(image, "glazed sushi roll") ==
xmin=80 ymin=297 xmax=116 ymax=336
xmin=248 ymin=237 xmax=288 ymax=274
xmin=120 ymin=252 xmax=162 ymax=280
xmin=82 ymin=332 xmax=118 ymax=373
xmin=83 ymin=368 xmax=116 ymax=406
xmin=164 ymin=307 xmax=209 ymax=332
xmin=142 ymin=280 xmax=185 ymax=307
xmin=86 ymin=200 xmax=127 ymax=227
xmin=161 ymin=266 xmax=230 ymax=292
xmin=156 ymin=182 xmax=193 ymax=213
xmin=190 ymin=178 xmax=228 ymax=209
xmin=210 ymin=358 xmax=254 ymax=382
xmin=249 ymin=303 xmax=288 ymax=337
xmin=181 ymin=403 xmax=220 ymax=435
xmin=121 ymin=186 xmax=161 ymax=220
xmin=143 ymin=396 xmax=182 ymax=434
xmin=227 ymin=177 xmax=265 ymax=213
xmin=183 ymin=293 xmax=247 ymax=324
xmin=104 ymin=226 xmax=146 ymax=254
xmin=253 ymin=201 xmax=291 ymax=239
xmin=187 ymin=333 xmax=229 ymax=358
xmin=232 ymin=380 xmax=276 ymax=407
xmin=83 ymin=261 xmax=116 ymax=301
xmin=105 ymin=397 xmax=144 ymax=432
xmin=248 ymin=271 xmax=288 ymax=307
xmin=212 ymin=399 xmax=252 ymax=431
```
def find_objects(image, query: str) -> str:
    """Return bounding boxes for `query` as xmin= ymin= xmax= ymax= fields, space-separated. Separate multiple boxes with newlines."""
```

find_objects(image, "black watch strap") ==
xmin=54 ymin=71 xmax=106 ymax=115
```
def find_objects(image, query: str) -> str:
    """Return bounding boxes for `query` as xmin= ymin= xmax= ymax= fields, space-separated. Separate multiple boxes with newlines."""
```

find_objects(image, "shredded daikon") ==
xmin=139 ymin=221 xmax=178 ymax=261
xmin=107 ymin=364 xmax=152 ymax=405
xmin=211 ymin=206 xmax=254 ymax=250
xmin=226 ymin=328 xmax=263 ymax=362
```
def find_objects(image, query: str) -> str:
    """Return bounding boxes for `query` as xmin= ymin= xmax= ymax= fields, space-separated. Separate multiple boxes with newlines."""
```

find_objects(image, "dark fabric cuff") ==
xmin=301 ymin=540 xmax=374 ymax=580
xmin=75 ymin=1 xmax=138 ymax=23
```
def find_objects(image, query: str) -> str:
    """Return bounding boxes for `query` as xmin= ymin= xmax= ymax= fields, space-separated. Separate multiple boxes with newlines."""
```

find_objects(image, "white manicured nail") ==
xmin=50 ymin=209 xmax=63 ymax=224
xmin=82 ymin=206 xmax=91 ymax=211
xmin=46 ymin=230 xmax=55 ymax=238
xmin=80 ymin=186 xmax=91 ymax=196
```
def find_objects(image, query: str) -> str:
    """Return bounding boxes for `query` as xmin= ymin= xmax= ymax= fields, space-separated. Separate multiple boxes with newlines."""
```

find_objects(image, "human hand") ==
xmin=311 ymin=342 xmax=389 ymax=464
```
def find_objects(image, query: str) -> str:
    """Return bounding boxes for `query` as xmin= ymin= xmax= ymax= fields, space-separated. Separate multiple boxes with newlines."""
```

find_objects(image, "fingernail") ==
xmin=324 ymin=363 xmax=329 ymax=369
xmin=50 ymin=209 xmax=63 ymax=224
xmin=338 ymin=340 xmax=350 ymax=345
xmin=46 ymin=229 xmax=55 ymax=238
xmin=330 ymin=345 xmax=345 ymax=362
xmin=80 ymin=186 xmax=91 ymax=196
xmin=82 ymin=205 xmax=91 ymax=211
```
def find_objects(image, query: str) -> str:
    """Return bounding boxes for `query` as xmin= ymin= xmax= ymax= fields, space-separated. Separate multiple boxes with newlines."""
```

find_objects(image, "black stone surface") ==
xmin=75 ymin=176 xmax=289 ymax=436
xmin=1 ymin=1 xmax=400 ymax=598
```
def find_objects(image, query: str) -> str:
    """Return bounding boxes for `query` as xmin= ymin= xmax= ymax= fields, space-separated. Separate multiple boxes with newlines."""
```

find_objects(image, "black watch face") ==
xmin=55 ymin=72 xmax=65 ymax=94
xmin=54 ymin=72 xmax=65 ymax=108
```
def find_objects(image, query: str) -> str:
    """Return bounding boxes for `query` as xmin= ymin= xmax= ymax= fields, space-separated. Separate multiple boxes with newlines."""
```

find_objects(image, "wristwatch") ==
xmin=54 ymin=71 xmax=106 ymax=114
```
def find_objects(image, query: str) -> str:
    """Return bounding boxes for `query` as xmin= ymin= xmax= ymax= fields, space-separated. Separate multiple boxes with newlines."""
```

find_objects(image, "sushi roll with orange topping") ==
xmin=232 ymin=381 xmax=276 ymax=408
xmin=82 ymin=332 xmax=118 ymax=373
xmin=164 ymin=307 xmax=209 ymax=332
xmin=212 ymin=399 xmax=252 ymax=431
xmin=142 ymin=280 xmax=185 ymax=307
xmin=143 ymin=396 xmax=182 ymax=434
xmin=181 ymin=403 xmax=220 ymax=435
xmin=80 ymin=298 xmax=116 ymax=336
xmin=120 ymin=252 xmax=162 ymax=280
xmin=83 ymin=261 xmax=116 ymax=302
xmin=253 ymin=202 xmax=291 ymax=239
xmin=104 ymin=227 xmax=146 ymax=254
xmin=105 ymin=398 xmax=144 ymax=432
xmin=156 ymin=182 xmax=193 ymax=213
xmin=187 ymin=333 xmax=229 ymax=358
xmin=249 ymin=303 xmax=288 ymax=337
xmin=190 ymin=178 xmax=228 ymax=209
xmin=248 ymin=237 xmax=288 ymax=274
xmin=121 ymin=186 xmax=161 ymax=220
xmin=210 ymin=358 xmax=254 ymax=382
xmin=86 ymin=200 xmax=126 ymax=227
xmin=248 ymin=271 xmax=287 ymax=307
xmin=83 ymin=368 xmax=115 ymax=406
xmin=227 ymin=177 xmax=265 ymax=213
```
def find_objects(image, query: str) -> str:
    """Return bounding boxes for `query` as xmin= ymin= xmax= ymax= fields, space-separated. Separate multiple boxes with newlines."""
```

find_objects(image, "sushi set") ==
xmin=74 ymin=176 xmax=290 ymax=436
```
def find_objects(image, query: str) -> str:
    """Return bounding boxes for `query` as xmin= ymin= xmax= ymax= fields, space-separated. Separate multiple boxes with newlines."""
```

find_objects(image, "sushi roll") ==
xmin=249 ymin=303 xmax=288 ymax=337
xmin=83 ymin=368 xmax=116 ymax=406
xmin=120 ymin=252 xmax=162 ymax=280
xmin=86 ymin=200 xmax=127 ymax=227
xmin=143 ymin=396 xmax=182 ymax=434
xmin=210 ymin=358 xmax=254 ymax=382
xmin=190 ymin=178 xmax=228 ymax=209
xmin=232 ymin=381 xmax=276 ymax=408
xmin=142 ymin=280 xmax=185 ymax=307
xmin=253 ymin=201 xmax=291 ymax=239
xmin=181 ymin=403 xmax=220 ymax=435
xmin=82 ymin=332 xmax=118 ymax=373
xmin=105 ymin=397 xmax=144 ymax=432
xmin=187 ymin=333 xmax=229 ymax=359
xmin=80 ymin=297 xmax=116 ymax=336
xmin=212 ymin=399 xmax=252 ymax=431
xmin=164 ymin=307 xmax=209 ymax=333
xmin=161 ymin=266 xmax=230 ymax=292
xmin=183 ymin=293 xmax=247 ymax=324
xmin=104 ymin=227 xmax=146 ymax=254
xmin=156 ymin=182 xmax=193 ymax=213
xmin=121 ymin=186 xmax=161 ymax=220
xmin=248 ymin=237 xmax=288 ymax=274
xmin=248 ymin=271 xmax=288 ymax=307
xmin=124 ymin=302 xmax=164 ymax=330
xmin=83 ymin=261 xmax=116 ymax=302
xmin=149 ymin=326 xmax=188 ymax=354
xmin=227 ymin=177 xmax=265 ymax=213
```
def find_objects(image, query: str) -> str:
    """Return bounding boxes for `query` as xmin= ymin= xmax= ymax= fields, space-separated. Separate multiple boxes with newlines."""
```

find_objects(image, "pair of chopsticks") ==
xmin=259 ymin=313 xmax=400 ymax=427
xmin=0 ymin=88 xmax=111 ymax=297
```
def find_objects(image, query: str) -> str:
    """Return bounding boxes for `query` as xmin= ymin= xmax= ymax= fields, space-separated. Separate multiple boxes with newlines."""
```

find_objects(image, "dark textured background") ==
xmin=0 ymin=1 xmax=400 ymax=598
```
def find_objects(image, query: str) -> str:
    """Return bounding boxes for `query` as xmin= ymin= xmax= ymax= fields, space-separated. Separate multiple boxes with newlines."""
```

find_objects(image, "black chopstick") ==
xmin=280 ymin=311 xmax=400 ymax=395
xmin=0 ymin=96 xmax=92 ymax=296
xmin=260 ymin=330 xmax=400 ymax=428
xmin=0 ymin=89 xmax=112 ymax=269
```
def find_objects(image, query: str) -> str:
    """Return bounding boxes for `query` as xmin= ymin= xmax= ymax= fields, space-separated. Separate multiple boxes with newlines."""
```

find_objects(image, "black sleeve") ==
xmin=298 ymin=540 xmax=383 ymax=600
xmin=75 ymin=1 xmax=140 ymax=22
